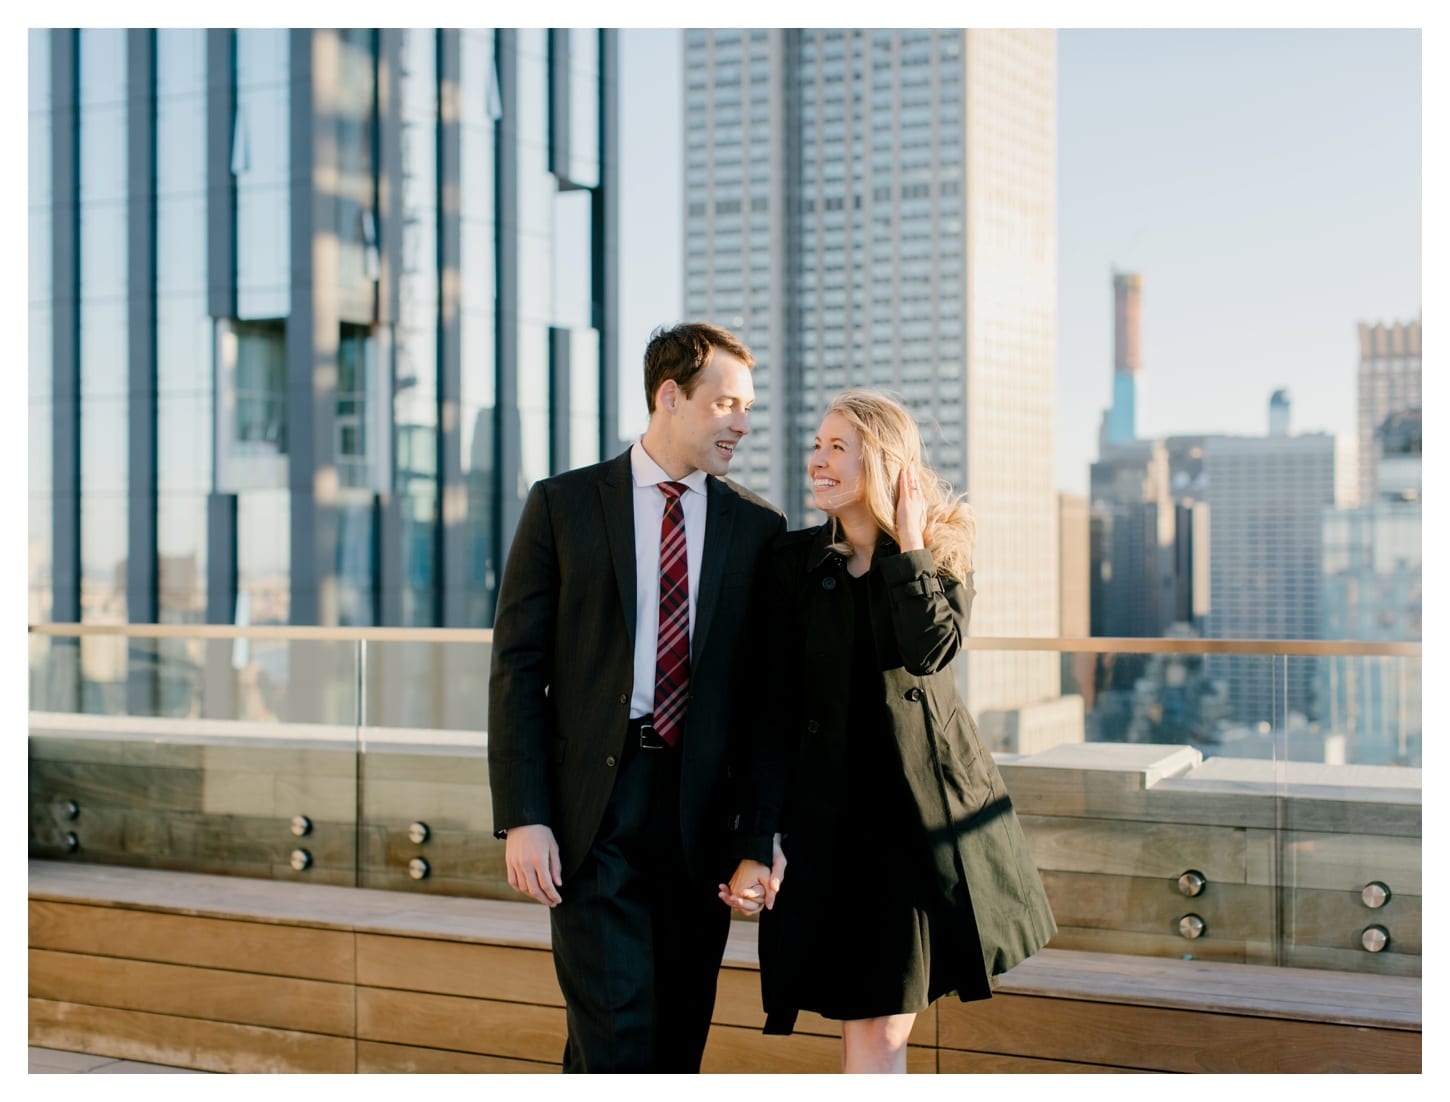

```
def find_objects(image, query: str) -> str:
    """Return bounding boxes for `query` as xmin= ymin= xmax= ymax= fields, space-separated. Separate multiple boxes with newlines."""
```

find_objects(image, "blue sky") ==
xmin=616 ymin=28 xmax=1422 ymax=496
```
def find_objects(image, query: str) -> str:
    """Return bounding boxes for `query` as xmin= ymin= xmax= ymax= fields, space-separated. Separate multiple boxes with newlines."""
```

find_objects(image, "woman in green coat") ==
xmin=721 ymin=389 xmax=1056 ymax=1073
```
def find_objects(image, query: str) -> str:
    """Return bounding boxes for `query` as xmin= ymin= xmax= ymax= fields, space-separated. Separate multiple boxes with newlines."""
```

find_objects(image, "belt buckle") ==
xmin=638 ymin=722 xmax=665 ymax=751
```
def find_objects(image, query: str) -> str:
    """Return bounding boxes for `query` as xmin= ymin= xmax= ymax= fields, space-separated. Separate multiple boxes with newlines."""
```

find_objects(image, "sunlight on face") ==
xmin=670 ymin=349 xmax=754 ymax=477
xmin=808 ymin=410 xmax=864 ymax=514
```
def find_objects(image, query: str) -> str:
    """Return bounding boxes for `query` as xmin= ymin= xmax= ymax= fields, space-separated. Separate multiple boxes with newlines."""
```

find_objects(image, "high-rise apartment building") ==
xmin=683 ymin=28 xmax=1060 ymax=714
xmin=1202 ymin=425 xmax=1355 ymax=727
xmin=29 ymin=29 xmax=619 ymax=635
xmin=1356 ymin=318 xmax=1420 ymax=505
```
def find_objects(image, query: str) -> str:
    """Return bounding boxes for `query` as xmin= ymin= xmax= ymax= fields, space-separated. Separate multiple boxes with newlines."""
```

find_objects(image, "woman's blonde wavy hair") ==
xmin=822 ymin=389 xmax=976 ymax=580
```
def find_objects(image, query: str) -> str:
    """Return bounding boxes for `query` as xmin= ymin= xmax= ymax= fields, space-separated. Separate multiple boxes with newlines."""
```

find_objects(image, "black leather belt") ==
xmin=628 ymin=714 xmax=670 ymax=751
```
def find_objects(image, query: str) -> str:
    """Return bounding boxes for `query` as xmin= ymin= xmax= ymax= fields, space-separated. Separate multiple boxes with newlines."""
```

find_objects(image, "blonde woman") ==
xmin=721 ymin=389 xmax=1055 ymax=1073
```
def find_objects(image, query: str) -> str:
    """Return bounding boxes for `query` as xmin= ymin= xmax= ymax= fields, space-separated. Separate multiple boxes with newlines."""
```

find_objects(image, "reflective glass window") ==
xmin=394 ymin=28 xmax=440 ymax=625
xmin=236 ymin=29 xmax=291 ymax=319
xmin=78 ymin=29 xmax=128 ymax=624
xmin=567 ymin=29 xmax=600 ymax=187
xmin=236 ymin=488 xmax=290 ymax=624
xmin=459 ymin=29 xmax=500 ymax=625
xmin=29 ymin=30 xmax=53 ymax=621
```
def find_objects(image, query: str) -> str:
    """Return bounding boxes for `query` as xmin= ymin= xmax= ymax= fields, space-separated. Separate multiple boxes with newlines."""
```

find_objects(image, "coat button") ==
xmin=619 ymin=693 xmax=628 ymax=705
xmin=905 ymin=688 xmax=923 ymax=702
xmin=822 ymin=577 xmax=836 ymax=590
xmin=806 ymin=720 xmax=820 ymax=733
xmin=605 ymin=755 xmax=617 ymax=767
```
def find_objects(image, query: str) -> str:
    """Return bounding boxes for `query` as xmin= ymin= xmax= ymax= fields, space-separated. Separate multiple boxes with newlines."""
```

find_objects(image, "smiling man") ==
xmin=487 ymin=322 xmax=786 ymax=1072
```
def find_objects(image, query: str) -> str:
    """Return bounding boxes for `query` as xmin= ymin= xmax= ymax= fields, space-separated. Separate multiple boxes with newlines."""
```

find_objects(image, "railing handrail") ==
xmin=25 ymin=622 xmax=1422 ymax=657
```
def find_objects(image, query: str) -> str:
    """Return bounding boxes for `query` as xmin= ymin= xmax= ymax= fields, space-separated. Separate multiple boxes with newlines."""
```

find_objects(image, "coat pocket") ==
xmin=931 ymin=705 xmax=996 ymax=824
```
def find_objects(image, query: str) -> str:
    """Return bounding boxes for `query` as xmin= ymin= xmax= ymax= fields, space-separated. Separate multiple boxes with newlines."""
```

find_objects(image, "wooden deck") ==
xmin=28 ymin=860 xmax=1420 ymax=1074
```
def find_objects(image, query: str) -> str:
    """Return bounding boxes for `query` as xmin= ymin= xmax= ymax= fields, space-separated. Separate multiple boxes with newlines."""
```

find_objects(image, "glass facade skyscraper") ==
xmin=29 ymin=29 xmax=620 ymax=632
xmin=683 ymin=29 xmax=1061 ymax=715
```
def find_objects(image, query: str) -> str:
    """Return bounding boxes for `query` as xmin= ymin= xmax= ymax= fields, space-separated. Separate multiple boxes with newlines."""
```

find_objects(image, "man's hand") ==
xmin=719 ymin=860 xmax=769 ymax=915
xmin=718 ymin=837 xmax=787 ymax=915
xmin=504 ymin=824 xmax=563 ymax=907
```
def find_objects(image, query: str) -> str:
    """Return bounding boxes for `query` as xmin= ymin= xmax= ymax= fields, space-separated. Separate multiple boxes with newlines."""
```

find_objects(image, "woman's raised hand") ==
xmin=896 ymin=464 xmax=926 ymax=552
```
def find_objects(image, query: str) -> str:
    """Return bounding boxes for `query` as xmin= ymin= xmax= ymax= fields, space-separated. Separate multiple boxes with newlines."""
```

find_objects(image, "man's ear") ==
xmin=658 ymin=379 xmax=679 ymax=413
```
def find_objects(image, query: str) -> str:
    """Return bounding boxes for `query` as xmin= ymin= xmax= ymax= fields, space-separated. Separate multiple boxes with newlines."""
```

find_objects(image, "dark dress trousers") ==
xmin=488 ymin=450 xmax=785 ymax=1072
xmin=735 ymin=524 xmax=1057 ymax=1034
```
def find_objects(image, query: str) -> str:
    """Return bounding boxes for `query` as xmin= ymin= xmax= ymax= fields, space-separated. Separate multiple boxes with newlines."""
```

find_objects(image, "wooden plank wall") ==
xmin=28 ymin=888 xmax=1421 ymax=1074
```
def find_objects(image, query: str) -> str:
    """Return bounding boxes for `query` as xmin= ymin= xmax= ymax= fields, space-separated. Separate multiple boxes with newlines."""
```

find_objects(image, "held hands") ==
xmin=896 ymin=464 xmax=927 ymax=552
xmin=505 ymin=824 xmax=563 ymax=907
xmin=717 ymin=833 xmax=787 ymax=916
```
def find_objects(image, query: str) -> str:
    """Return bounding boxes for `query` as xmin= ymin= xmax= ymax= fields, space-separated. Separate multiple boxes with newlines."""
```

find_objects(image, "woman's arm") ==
xmin=878 ymin=550 xmax=973 ymax=676
xmin=879 ymin=463 xmax=973 ymax=675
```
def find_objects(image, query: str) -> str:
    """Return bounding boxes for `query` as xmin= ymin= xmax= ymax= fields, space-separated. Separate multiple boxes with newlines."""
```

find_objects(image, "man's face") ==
xmin=665 ymin=349 xmax=754 ymax=477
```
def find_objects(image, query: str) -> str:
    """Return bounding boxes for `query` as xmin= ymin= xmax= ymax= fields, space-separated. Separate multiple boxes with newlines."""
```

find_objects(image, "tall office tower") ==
xmin=1058 ymin=493 xmax=1090 ymax=640
xmin=683 ymin=28 xmax=1061 ymax=716
xmin=1089 ymin=440 xmax=1176 ymax=639
xmin=1172 ymin=500 xmax=1210 ymax=630
xmin=29 ymin=29 xmax=618 ymax=638
xmin=1321 ymin=409 xmax=1421 ymax=765
xmin=1356 ymin=319 xmax=1420 ymax=506
xmin=1087 ymin=432 xmax=1211 ymax=741
xmin=1106 ymin=272 xmax=1141 ymax=445
xmin=1057 ymin=492 xmax=1093 ymax=713
xmin=1202 ymin=428 xmax=1355 ymax=728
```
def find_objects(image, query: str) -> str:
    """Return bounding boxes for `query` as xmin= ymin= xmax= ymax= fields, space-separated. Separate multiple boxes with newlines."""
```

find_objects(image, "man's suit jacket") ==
xmin=488 ymin=449 xmax=786 ymax=885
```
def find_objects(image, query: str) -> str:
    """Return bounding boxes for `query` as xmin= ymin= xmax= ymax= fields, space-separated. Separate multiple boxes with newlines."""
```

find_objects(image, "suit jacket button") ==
xmin=905 ymin=688 xmax=923 ymax=702
xmin=822 ymin=577 xmax=836 ymax=590
xmin=806 ymin=720 xmax=820 ymax=733
xmin=606 ymin=755 xmax=617 ymax=768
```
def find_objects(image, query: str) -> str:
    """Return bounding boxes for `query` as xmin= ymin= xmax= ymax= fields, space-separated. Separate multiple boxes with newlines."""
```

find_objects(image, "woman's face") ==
xmin=808 ymin=411 xmax=866 ymax=515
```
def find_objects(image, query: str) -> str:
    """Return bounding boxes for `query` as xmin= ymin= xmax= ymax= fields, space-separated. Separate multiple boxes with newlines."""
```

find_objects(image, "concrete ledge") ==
xmin=29 ymin=861 xmax=1421 ymax=1074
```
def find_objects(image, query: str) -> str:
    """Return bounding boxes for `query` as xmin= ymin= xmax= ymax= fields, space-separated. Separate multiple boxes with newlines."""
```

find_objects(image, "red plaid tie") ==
xmin=653 ymin=481 xmax=690 ymax=748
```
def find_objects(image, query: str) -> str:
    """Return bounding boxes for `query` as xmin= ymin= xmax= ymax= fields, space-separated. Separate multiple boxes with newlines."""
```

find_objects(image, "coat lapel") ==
xmin=691 ymin=477 xmax=736 ymax=658
xmin=599 ymin=451 xmax=638 ymax=646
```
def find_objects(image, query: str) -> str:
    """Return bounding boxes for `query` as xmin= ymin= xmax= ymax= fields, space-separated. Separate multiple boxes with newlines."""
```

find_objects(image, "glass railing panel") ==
xmin=995 ymin=644 xmax=1280 ymax=967
xmin=28 ymin=629 xmax=362 ymax=887
xmin=1274 ymin=651 xmax=1421 ymax=979
xmin=355 ymin=636 xmax=504 ymax=898
xmin=27 ymin=627 xmax=1420 ymax=980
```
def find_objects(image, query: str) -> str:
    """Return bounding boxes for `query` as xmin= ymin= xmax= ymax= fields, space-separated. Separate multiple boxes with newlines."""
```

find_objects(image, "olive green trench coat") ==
xmin=734 ymin=524 xmax=1056 ymax=1033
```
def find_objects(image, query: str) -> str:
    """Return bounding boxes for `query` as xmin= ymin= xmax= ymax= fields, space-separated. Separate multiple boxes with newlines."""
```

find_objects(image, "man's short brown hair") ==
xmin=643 ymin=323 xmax=755 ymax=414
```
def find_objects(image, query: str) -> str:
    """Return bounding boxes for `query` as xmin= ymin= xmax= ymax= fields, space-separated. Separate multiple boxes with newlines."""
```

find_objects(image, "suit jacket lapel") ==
xmin=599 ymin=452 xmax=638 ymax=647
xmin=692 ymin=477 xmax=736 ymax=659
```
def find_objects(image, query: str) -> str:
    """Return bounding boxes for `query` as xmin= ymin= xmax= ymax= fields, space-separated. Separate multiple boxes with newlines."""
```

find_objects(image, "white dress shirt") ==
xmin=629 ymin=439 xmax=708 ymax=720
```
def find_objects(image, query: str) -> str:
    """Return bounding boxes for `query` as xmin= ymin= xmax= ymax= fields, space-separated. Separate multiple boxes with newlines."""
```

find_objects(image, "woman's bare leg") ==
xmin=841 ymin=1013 xmax=916 ymax=1073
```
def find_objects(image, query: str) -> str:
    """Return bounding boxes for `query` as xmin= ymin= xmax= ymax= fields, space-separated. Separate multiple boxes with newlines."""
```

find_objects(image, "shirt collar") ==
xmin=630 ymin=438 xmax=709 ymax=496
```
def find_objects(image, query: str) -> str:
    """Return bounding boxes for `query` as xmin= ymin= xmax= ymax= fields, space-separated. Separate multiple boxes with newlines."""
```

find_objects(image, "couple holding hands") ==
xmin=488 ymin=322 xmax=1054 ymax=1074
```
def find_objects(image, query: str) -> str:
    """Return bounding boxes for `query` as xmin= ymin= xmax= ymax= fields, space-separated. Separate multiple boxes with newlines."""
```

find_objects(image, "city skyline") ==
xmin=617 ymin=27 xmax=1421 ymax=496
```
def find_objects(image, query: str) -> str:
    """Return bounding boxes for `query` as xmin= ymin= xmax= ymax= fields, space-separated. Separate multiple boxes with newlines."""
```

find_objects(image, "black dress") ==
xmin=761 ymin=567 xmax=967 ymax=1025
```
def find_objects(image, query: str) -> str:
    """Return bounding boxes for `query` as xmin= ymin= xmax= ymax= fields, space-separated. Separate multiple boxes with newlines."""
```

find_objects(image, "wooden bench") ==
xmin=27 ymin=860 xmax=1420 ymax=1074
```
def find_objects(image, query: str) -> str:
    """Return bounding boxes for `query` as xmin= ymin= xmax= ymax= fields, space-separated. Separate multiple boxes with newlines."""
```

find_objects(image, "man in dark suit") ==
xmin=487 ymin=322 xmax=786 ymax=1073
